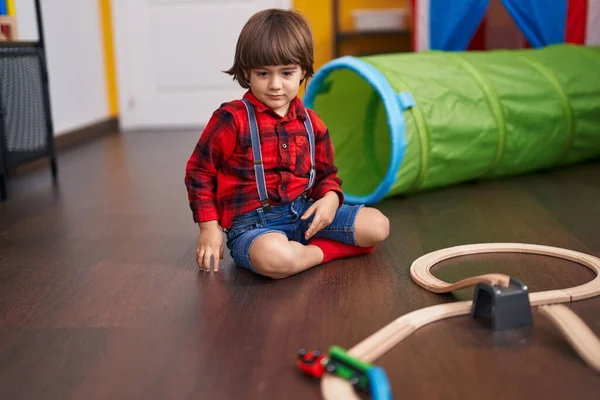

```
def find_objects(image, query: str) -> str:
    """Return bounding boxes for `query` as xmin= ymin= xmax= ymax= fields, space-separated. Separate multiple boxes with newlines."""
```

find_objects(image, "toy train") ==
xmin=297 ymin=345 xmax=391 ymax=398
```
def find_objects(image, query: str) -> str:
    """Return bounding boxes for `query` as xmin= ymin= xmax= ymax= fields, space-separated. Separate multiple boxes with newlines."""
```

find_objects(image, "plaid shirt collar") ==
xmin=242 ymin=90 xmax=307 ymax=122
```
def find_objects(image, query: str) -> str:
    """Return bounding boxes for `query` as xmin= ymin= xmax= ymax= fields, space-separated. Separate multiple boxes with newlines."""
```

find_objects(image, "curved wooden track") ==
xmin=321 ymin=243 xmax=600 ymax=400
xmin=538 ymin=304 xmax=600 ymax=373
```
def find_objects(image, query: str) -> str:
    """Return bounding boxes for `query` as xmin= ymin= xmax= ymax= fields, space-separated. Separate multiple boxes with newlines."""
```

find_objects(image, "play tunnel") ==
xmin=303 ymin=44 xmax=600 ymax=204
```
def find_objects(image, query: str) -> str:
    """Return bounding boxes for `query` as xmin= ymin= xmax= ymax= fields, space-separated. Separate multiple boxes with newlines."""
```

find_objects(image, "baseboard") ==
xmin=9 ymin=117 xmax=119 ymax=177
xmin=55 ymin=117 xmax=120 ymax=152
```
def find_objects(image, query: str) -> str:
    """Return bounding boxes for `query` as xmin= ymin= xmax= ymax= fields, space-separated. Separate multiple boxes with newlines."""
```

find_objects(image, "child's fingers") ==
xmin=212 ymin=244 xmax=221 ymax=272
xmin=214 ymin=253 xmax=220 ymax=272
xmin=306 ymin=215 xmax=323 ymax=239
xmin=196 ymin=249 xmax=204 ymax=270
xmin=309 ymin=210 xmax=335 ymax=238
xmin=202 ymin=250 xmax=213 ymax=272
xmin=301 ymin=204 xmax=317 ymax=220
xmin=305 ymin=222 xmax=313 ymax=238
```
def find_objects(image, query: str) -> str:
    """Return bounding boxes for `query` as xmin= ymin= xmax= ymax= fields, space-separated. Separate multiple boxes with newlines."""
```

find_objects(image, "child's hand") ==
xmin=301 ymin=191 xmax=340 ymax=240
xmin=196 ymin=221 xmax=224 ymax=272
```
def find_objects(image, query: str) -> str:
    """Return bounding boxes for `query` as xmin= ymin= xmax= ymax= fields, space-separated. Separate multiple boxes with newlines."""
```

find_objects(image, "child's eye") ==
xmin=283 ymin=71 xmax=294 ymax=77
xmin=256 ymin=71 xmax=268 ymax=77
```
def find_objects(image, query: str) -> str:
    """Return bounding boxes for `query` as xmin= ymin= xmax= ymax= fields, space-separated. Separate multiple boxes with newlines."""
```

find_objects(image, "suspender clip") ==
xmin=261 ymin=199 xmax=272 ymax=212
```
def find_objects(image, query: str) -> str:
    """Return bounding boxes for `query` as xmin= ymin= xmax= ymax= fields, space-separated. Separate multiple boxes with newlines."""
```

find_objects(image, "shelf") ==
xmin=332 ymin=1 xmax=413 ymax=58
xmin=0 ymin=41 xmax=38 ymax=48
xmin=0 ymin=15 xmax=18 ymax=42
xmin=336 ymin=29 xmax=410 ymax=39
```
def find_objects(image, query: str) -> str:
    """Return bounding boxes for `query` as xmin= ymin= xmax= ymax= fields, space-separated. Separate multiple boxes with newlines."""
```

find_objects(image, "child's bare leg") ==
xmin=248 ymin=208 xmax=388 ymax=278
xmin=249 ymin=233 xmax=324 ymax=279
xmin=353 ymin=207 xmax=390 ymax=247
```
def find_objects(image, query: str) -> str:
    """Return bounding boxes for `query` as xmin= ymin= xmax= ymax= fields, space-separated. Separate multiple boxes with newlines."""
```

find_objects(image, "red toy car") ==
xmin=297 ymin=348 xmax=326 ymax=378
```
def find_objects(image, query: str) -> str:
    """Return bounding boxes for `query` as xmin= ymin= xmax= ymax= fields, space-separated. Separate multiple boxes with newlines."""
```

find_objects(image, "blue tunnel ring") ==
xmin=303 ymin=56 xmax=408 ymax=205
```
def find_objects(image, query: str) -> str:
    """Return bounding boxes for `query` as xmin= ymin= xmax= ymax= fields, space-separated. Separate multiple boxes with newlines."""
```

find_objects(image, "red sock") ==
xmin=308 ymin=238 xmax=374 ymax=264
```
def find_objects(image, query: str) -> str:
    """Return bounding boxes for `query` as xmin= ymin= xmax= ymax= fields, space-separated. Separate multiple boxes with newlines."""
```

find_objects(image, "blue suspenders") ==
xmin=241 ymin=98 xmax=315 ymax=211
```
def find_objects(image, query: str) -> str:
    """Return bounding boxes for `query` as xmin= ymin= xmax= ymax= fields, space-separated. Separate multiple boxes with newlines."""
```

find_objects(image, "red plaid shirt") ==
xmin=185 ymin=90 xmax=344 ymax=229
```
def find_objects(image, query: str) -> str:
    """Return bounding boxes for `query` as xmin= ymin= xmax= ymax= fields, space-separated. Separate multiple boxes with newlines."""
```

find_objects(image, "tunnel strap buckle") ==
xmin=397 ymin=92 xmax=415 ymax=110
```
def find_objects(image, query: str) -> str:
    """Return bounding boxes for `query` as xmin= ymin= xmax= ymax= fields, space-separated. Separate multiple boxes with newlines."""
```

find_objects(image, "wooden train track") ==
xmin=321 ymin=243 xmax=600 ymax=399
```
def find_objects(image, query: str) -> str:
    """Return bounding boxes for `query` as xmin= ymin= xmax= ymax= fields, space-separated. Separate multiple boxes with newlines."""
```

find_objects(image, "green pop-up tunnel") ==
xmin=303 ymin=44 xmax=600 ymax=205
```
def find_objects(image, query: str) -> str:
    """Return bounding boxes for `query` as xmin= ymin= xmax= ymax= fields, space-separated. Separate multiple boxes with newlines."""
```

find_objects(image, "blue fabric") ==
xmin=304 ymin=56 xmax=407 ymax=205
xmin=430 ymin=0 xmax=490 ymax=50
xmin=225 ymin=195 xmax=363 ymax=273
xmin=500 ymin=0 xmax=567 ymax=47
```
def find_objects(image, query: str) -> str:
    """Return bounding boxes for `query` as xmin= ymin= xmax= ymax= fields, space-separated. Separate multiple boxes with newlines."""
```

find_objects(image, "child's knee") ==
xmin=357 ymin=207 xmax=389 ymax=244
xmin=253 ymin=254 xmax=296 ymax=279
xmin=250 ymin=238 xmax=296 ymax=279
xmin=372 ymin=211 xmax=390 ymax=242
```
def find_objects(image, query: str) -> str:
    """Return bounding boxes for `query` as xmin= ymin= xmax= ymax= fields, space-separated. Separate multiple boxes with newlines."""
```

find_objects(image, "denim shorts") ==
xmin=225 ymin=195 xmax=364 ymax=272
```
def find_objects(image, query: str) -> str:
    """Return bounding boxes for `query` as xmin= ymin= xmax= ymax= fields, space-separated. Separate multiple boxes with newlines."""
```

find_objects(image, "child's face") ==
xmin=248 ymin=65 xmax=306 ymax=117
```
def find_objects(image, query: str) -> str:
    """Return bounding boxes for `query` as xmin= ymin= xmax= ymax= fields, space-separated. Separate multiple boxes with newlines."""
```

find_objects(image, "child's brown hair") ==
xmin=225 ymin=9 xmax=314 ymax=88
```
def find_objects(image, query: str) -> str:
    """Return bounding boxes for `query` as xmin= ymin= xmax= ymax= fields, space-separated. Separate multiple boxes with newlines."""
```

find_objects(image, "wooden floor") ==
xmin=1 ymin=130 xmax=599 ymax=399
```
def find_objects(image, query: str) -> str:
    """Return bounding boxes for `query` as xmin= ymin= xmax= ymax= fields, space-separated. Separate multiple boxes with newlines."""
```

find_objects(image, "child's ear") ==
xmin=301 ymin=69 xmax=306 ymax=80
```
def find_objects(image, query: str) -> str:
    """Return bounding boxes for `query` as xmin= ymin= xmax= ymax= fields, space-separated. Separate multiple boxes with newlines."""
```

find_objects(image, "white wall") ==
xmin=14 ymin=0 xmax=108 ymax=135
xmin=14 ymin=0 xmax=36 ymax=40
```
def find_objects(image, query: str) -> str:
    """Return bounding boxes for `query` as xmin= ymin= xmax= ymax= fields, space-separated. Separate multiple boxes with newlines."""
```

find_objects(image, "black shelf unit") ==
xmin=0 ymin=0 xmax=57 ymax=201
xmin=332 ymin=1 xmax=411 ymax=58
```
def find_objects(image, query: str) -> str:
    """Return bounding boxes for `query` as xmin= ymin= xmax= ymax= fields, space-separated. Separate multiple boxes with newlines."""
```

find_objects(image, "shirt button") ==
xmin=282 ymin=143 xmax=288 ymax=149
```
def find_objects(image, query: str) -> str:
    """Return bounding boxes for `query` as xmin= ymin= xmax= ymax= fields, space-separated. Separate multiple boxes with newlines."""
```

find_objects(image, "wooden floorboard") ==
xmin=1 ymin=130 xmax=599 ymax=399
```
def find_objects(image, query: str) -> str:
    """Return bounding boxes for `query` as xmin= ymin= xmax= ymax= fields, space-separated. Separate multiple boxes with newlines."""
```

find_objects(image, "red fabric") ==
xmin=309 ymin=238 xmax=374 ymax=264
xmin=566 ymin=0 xmax=588 ymax=44
xmin=0 ymin=25 xmax=10 ymax=39
xmin=468 ymin=17 xmax=487 ymax=50
xmin=411 ymin=0 xmax=418 ymax=51
xmin=185 ymin=90 xmax=343 ymax=229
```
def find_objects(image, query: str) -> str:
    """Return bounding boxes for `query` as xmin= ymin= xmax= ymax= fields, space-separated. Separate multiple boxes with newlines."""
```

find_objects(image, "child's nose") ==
xmin=268 ymin=76 xmax=282 ymax=90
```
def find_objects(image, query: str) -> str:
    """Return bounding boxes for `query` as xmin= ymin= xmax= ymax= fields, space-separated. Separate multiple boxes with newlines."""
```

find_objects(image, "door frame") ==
xmin=111 ymin=0 xmax=293 ymax=130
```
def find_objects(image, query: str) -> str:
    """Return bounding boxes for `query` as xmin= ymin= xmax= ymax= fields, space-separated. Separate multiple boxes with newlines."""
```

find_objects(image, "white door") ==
xmin=112 ymin=0 xmax=291 ymax=130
